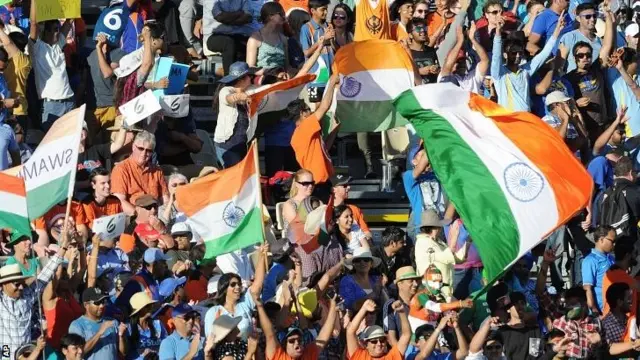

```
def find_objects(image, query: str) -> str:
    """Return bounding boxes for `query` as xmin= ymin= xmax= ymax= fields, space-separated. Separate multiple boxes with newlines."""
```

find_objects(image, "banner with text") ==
xmin=37 ymin=0 xmax=81 ymax=22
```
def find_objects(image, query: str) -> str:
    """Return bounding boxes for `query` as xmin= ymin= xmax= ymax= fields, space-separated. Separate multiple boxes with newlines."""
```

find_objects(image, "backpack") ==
xmin=599 ymin=182 xmax=632 ymax=237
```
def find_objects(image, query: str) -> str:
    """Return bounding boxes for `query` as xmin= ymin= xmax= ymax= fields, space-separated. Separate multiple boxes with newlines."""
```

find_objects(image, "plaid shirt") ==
xmin=602 ymin=312 xmax=628 ymax=344
xmin=553 ymin=314 xmax=602 ymax=359
xmin=0 ymin=254 xmax=62 ymax=360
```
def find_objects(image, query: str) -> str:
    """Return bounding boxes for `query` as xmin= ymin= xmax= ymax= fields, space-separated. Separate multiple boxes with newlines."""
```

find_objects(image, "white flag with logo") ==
xmin=119 ymin=90 xmax=162 ymax=126
xmin=160 ymin=94 xmax=190 ymax=118
xmin=92 ymin=213 xmax=126 ymax=240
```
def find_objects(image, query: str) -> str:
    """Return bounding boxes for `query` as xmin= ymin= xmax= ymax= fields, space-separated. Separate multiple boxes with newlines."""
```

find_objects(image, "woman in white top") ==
xmin=333 ymin=204 xmax=370 ymax=255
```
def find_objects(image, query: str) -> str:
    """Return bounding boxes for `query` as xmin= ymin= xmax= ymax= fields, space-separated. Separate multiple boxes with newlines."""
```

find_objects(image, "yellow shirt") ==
xmin=5 ymin=52 xmax=31 ymax=116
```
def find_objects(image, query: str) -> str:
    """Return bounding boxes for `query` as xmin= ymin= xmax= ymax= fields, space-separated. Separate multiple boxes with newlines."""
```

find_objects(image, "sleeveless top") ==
xmin=257 ymin=32 xmax=287 ymax=69
xmin=45 ymin=295 xmax=84 ymax=349
xmin=282 ymin=198 xmax=299 ymax=233
xmin=354 ymin=0 xmax=392 ymax=41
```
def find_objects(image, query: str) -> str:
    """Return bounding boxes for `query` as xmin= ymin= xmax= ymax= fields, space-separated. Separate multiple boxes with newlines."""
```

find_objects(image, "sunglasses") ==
xmin=508 ymin=50 xmax=523 ymax=56
xmin=415 ymin=9 xmax=426 ymax=13
xmin=91 ymin=299 xmax=107 ymax=306
xmin=575 ymin=52 xmax=592 ymax=59
xmin=333 ymin=14 xmax=347 ymax=20
xmin=413 ymin=25 xmax=427 ymax=33
xmin=487 ymin=10 xmax=502 ymax=15
xmin=229 ymin=281 xmax=242 ymax=288
xmin=179 ymin=313 xmax=198 ymax=321
xmin=353 ymin=258 xmax=372 ymax=264
xmin=135 ymin=145 xmax=154 ymax=154
xmin=485 ymin=344 xmax=503 ymax=351
xmin=171 ymin=182 xmax=187 ymax=187
xmin=580 ymin=13 xmax=595 ymax=19
xmin=297 ymin=181 xmax=315 ymax=187
xmin=141 ymin=204 xmax=158 ymax=211
xmin=287 ymin=337 xmax=302 ymax=344
xmin=368 ymin=338 xmax=386 ymax=345
xmin=11 ymin=281 xmax=25 ymax=289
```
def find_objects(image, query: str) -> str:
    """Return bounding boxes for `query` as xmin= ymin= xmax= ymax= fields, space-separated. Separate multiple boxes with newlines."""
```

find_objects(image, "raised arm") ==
xmin=255 ymin=293 xmax=278 ymax=360
xmin=248 ymin=244 xmax=268 ymax=296
xmin=110 ymin=128 xmax=127 ymax=154
xmin=615 ymin=60 xmax=640 ymax=100
xmin=313 ymin=74 xmax=339 ymax=119
xmin=0 ymin=23 xmax=19 ymax=57
xmin=346 ymin=299 xmax=376 ymax=358
xmin=60 ymin=19 xmax=72 ymax=38
xmin=528 ymin=12 xmax=564 ymax=74
xmin=415 ymin=315 xmax=451 ymax=360
xmin=440 ymin=25 xmax=465 ymax=77
xmin=468 ymin=23 xmax=489 ymax=77
xmin=490 ymin=22 xmax=504 ymax=79
xmin=593 ymin=107 xmax=627 ymax=155
xmin=392 ymin=300 xmax=412 ymax=356
xmin=138 ymin=26 xmax=155 ymax=79
xmin=296 ymin=36 xmax=325 ymax=77
xmin=469 ymin=317 xmax=497 ymax=353
xmin=87 ymin=234 xmax=100 ymax=288
xmin=436 ymin=0 xmax=469 ymax=65
xmin=29 ymin=0 xmax=37 ymax=41
xmin=314 ymin=295 xmax=339 ymax=350
xmin=599 ymin=4 xmax=615 ymax=64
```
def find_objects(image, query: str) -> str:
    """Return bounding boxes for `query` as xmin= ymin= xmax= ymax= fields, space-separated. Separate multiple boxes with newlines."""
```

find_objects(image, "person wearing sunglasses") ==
xmin=559 ymin=3 xmax=603 ymax=73
xmin=413 ymin=1 xmax=429 ymax=19
xmin=406 ymin=314 xmax=469 ymax=360
xmin=329 ymin=4 xmax=353 ymax=52
xmin=159 ymin=173 xmax=189 ymax=230
xmin=69 ymin=287 xmax=127 ymax=360
xmin=390 ymin=0 xmax=413 ymax=42
xmin=112 ymin=131 xmax=170 ymax=216
xmin=347 ymin=299 xmax=411 ymax=360
xmin=475 ymin=0 xmax=517 ymax=53
xmin=130 ymin=194 xmax=174 ymax=251
xmin=159 ymin=303 xmax=205 ymax=359
xmin=467 ymin=318 xmax=506 ymax=360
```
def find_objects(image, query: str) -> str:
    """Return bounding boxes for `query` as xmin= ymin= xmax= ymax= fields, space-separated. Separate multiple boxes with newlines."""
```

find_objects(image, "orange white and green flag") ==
xmin=332 ymin=40 xmax=415 ymax=132
xmin=0 ymin=173 xmax=30 ymax=238
xmin=394 ymin=84 xmax=593 ymax=284
xmin=175 ymin=141 xmax=264 ymax=259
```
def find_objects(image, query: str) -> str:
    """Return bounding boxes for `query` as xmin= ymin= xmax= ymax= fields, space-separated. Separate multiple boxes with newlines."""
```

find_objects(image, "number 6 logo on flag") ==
xmin=94 ymin=4 xmax=129 ymax=45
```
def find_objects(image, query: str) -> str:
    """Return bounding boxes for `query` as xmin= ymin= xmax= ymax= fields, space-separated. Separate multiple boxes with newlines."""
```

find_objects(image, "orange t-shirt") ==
xmin=269 ymin=344 xmax=320 ymax=360
xmin=278 ymin=0 xmax=308 ymax=16
xmin=348 ymin=204 xmax=370 ymax=233
xmin=425 ymin=11 xmax=454 ymax=42
xmin=391 ymin=22 xmax=409 ymax=41
xmin=354 ymin=0 xmax=392 ymax=41
xmin=290 ymin=114 xmax=334 ymax=183
xmin=602 ymin=269 xmax=637 ymax=316
xmin=110 ymin=157 xmax=169 ymax=204
xmin=33 ymin=203 xmax=83 ymax=230
xmin=77 ymin=195 xmax=123 ymax=229
xmin=348 ymin=346 xmax=403 ymax=360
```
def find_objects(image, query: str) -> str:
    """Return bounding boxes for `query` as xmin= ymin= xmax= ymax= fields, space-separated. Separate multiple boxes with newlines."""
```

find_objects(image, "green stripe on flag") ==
xmin=204 ymin=206 xmax=264 ymax=259
xmin=394 ymin=90 xmax=520 ymax=285
xmin=0 ymin=211 xmax=30 ymax=238
xmin=335 ymin=101 xmax=409 ymax=132
xmin=27 ymin=173 xmax=71 ymax=220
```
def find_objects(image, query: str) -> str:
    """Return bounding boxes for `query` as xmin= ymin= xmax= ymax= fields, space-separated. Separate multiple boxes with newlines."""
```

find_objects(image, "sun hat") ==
xmin=344 ymin=248 xmax=382 ymax=269
xmin=7 ymin=232 xmax=31 ymax=247
xmin=0 ymin=264 xmax=31 ymax=284
xmin=361 ymin=325 xmax=385 ymax=341
xmin=130 ymin=291 xmax=158 ymax=316
xmin=135 ymin=194 xmax=158 ymax=207
xmin=210 ymin=315 xmax=243 ymax=344
xmin=394 ymin=266 xmax=422 ymax=284
xmin=544 ymin=91 xmax=571 ymax=107
xmin=419 ymin=210 xmax=448 ymax=228
xmin=171 ymin=222 xmax=192 ymax=237
xmin=219 ymin=62 xmax=261 ymax=84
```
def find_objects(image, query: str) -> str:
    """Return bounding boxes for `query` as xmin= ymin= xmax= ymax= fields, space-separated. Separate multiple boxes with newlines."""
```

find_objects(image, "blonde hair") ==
xmin=289 ymin=169 xmax=314 ymax=198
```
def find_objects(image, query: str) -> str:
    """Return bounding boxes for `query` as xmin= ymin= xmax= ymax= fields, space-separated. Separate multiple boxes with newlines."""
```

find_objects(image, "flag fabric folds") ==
xmin=394 ymin=84 xmax=592 ymax=284
xmin=0 ymin=173 xmax=30 ymax=238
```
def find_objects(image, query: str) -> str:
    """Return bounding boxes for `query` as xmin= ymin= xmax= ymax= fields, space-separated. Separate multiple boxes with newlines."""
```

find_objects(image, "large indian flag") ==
xmin=4 ymin=105 xmax=85 ymax=219
xmin=332 ymin=40 xmax=414 ymax=132
xmin=0 ymin=173 xmax=30 ymax=238
xmin=394 ymin=84 xmax=592 ymax=283
xmin=175 ymin=142 xmax=264 ymax=259
xmin=246 ymin=74 xmax=315 ymax=139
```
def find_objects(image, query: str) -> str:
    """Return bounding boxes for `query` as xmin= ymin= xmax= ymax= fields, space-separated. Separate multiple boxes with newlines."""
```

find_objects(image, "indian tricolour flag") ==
xmin=332 ymin=40 xmax=414 ymax=132
xmin=4 ymin=105 xmax=85 ymax=219
xmin=175 ymin=141 xmax=264 ymax=259
xmin=0 ymin=173 xmax=30 ymax=238
xmin=246 ymin=74 xmax=315 ymax=139
xmin=394 ymin=84 xmax=593 ymax=284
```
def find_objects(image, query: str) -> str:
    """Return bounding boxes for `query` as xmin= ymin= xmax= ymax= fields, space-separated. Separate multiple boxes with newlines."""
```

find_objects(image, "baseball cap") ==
xmin=171 ymin=222 xmax=192 ymax=237
xmin=626 ymin=23 xmax=640 ymax=38
xmin=159 ymin=276 xmax=187 ymax=298
xmin=143 ymin=248 xmax=171 ymax=264
xmin=544 ymin=91 xmax=571 ymax=107
xmin=82 ymin=287 xmax=109 ymax=303
xmin=97 ymin=267 xmax=115 ymax=278
xmin=171 ymin=303 xmax=197 ymax=318
xmin=135 ymin=195 xmax=158 ymax=207
xmin=330 ymin=173 xmax=352 ymax=187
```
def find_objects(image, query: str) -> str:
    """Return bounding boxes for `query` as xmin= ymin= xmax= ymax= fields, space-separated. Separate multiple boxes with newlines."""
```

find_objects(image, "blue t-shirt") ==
xmin=0 ymin=5 xmax=28 ymax=34
xmin=299 ymin=19 xmax=333 ymax=87
xmin=69 ymin=316 xmax=120 ymax=360
xmin=581 ymin=248 xmax=614 ymax=311
xmin=560 ymin=29 xmax=602 ymax=73
xmin=531 ymin=9 xmax=575 ymax=51
xmin=126 ymin=319 xmax=167 ymax=360
xmin=204 ymin=292 xmax=255 ymax=340
xmin=120 ymin=4 xmax=145 ymax=53
xmin=159 ymin=332 xmax=204 ymax=360
xmin=405 ymin=344 xmax=452 ymax=360
xmin=262 ymin=263 xmax=287 ymax=301
xmin=607 ymin=67 xmax=640 ymax=136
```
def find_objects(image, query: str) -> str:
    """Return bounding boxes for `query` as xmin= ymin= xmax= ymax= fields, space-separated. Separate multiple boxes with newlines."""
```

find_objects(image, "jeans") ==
xmin=42 ymin=99 xmax=74 ymax=132
xmin=215 ymin=143 xmax=247 ymax=169
xmin=453 ymin=267 xmax=484 ymax=300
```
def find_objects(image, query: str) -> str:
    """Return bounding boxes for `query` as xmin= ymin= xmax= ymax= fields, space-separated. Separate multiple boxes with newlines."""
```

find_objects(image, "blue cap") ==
xmin=171 ymin=303 xmax=197 ymax=318
xmin=159 ymin=276 xmax=187 ymax=298
xmin=143 ymin=248 xmax=170 ymax=264
xmin=219 ymin=62 xmax=261 ymax=84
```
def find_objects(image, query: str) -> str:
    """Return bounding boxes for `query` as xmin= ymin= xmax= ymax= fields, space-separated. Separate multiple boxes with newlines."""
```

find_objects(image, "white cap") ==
xmin=633 ymin=0 xmax=640 ymax=10
xmin=207 ymin=274 xmax=222 ymax=295
xmin=626 ymin=23 xmax=640 ymax=37
xmin=171 ymin=222 xmax=192 ymax=236
xmin=545 ymin=91 xmax=571 ymax=107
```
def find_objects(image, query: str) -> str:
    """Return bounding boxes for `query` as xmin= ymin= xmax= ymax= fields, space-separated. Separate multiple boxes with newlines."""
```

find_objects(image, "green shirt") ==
xmin=459 ymin=290 xmax=490 ymax=332
xmin=5 ymin=256 xmax=39 ymax=276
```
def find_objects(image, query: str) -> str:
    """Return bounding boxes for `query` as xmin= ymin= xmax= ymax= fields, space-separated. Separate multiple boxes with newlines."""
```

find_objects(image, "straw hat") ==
xmin=130 ymin=292 xmax=157 ymax=316
xmin=0 ymin=264 xmax=31 ymax=284
xmin=210 ymin=315 xmax=243 ymax=344
xmin=394 ymin=266 xmax=422 ymax=284
xmin=344 ymin=248 xmax=382 ymax=269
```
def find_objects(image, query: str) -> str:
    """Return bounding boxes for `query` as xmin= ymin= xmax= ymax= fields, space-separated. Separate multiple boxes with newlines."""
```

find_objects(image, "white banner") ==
xmin=160 ymin=94 xmax=190 ymax=118
xmin=92 ymin=212 xmax=126 ymax=240
xmin=119 ymin=90 xmax=162 ymax=126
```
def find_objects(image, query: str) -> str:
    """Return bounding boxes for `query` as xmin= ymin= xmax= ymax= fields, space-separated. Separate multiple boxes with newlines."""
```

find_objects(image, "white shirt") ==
xmin=30 ymin=37 xmax=74 ymax=100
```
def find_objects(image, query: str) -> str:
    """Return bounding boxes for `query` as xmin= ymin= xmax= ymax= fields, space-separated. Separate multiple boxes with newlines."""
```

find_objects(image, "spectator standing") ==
xmin=353 ymin=0 xmax=392 ymax=41
xmin=77 ymin=167 xmax=124 ymax=230
xmin=542 ymin=91 xmax=588 ymax=156
xmin=559 ymin=3 xmax=602 ymax=73
xmin=126 ymin=291 xmax=168 ymax=359
xmin=408 ymin=18 xmax=439 ymax=84
xmin=204 ymin=0 xmax=254 ymax=74
xmin=551 ymin=287 xmax=603 ymax=359
xmin=582 ymin=225 xmax=616 ymax=314
xmin=0 ymin=25 xmax=30 ymax=130
xmin=116 ymin=248 xmax=171 ymax=315
xmin=475 ymin=0 xmax=518 ymax=52
xmin=28 ymin=0 xmax=74 ymax=131
xmin=425 ymin=0 xmax=454 ymax=46
xmin=87 ymin=34 xmax=124 ymax=134
xmin=390 ymin=0 xmax=413 ymax=42
xmin=601 ymin=282 xmax=640 ymax=356
xmin=527 ymin=0 xmax=573 ymax=54
xmin=300 ymin=0 xmax=334 ymax=103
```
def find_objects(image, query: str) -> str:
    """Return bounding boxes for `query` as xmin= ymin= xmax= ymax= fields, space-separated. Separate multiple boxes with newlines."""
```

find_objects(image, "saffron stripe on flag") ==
xmin=0 ymin=173 xmax=26 ymax=196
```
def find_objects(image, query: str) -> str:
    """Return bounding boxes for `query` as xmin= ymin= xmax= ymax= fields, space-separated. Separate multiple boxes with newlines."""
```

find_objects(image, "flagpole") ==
xmin=251 ymin=140 xmax=269 ymax=272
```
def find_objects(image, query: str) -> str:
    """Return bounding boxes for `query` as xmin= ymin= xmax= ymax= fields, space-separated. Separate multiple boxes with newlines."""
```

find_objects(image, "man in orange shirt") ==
xmin=111 ymin=131 xmax=169 ymax=215
xmin=33 ymin=201 xmax=86 ymax=255
xmin=290 ymin=74 xmax=339 ymax=198
xmin=77 ymin=167 xmax=123 ymax=230
xmin=346 ymin=299 xmax=410 ymax=360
